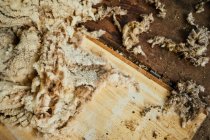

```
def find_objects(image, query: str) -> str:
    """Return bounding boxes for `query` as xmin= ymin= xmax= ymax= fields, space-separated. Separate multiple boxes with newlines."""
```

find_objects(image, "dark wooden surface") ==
xmin=84 ymin=0 xmax=210 ymax=139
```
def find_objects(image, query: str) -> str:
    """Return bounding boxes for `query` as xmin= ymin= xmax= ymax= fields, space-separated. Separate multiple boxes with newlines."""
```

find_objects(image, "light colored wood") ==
xmin=0 ymin=37 xmax=206 ymax=140
xmin=85 ymin=36 xmax=170 ymax=90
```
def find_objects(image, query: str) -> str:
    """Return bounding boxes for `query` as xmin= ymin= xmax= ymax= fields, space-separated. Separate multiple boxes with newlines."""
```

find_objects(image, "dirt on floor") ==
xmin=84 ymin=0 xmax=210 ymax=139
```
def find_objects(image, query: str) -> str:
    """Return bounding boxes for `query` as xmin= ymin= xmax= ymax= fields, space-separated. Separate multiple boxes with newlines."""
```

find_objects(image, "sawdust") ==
xmin=0 ymin=0 xmax=127 ymax=136
xmin=147 ymin=27 xmax=210 ymax=67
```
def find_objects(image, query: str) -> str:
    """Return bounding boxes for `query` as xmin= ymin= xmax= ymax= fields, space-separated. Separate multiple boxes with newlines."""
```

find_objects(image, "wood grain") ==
xmin=0 ymin=37 xmax=206 ymax=140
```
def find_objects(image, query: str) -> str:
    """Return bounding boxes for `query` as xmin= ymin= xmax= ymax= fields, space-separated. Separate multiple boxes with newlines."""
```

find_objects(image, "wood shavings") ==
xmin=122 ymin=13 xmax=154 ymax=50
xmin=145 ymin=0 xmax=167 ymax=18
xmin=148 ymin=27 xmax=210 ymax=67
xmin=195 ymin=0 xmax=210 ymax=13
xmin=165 ymin=80 xmax=207 ymax=128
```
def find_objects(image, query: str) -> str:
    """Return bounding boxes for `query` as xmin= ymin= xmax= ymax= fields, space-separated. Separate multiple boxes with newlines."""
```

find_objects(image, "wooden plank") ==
xmin=0 ymin=125 xmax=16 ymax=140
xmin=0 ymin=37 xmax=206 ymax=140
xmin=85 ymin=36 xmax=170 ymax=90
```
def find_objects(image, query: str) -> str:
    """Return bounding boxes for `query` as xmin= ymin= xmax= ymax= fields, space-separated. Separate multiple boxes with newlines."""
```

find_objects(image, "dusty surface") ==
xmin=84 ymin=0 xmax=210 ymax=139
xmin=166 ymin=80 xmax=207 ymax=128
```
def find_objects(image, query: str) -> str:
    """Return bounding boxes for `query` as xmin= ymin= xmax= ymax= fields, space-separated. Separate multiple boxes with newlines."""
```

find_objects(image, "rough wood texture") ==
xmin=84 ymin=1 xmax=210 ymax=139
xmin=0 ymin=37 xmax=206 ymax=140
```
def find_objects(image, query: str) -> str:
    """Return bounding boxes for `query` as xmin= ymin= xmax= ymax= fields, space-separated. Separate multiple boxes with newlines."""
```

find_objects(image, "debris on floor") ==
xmin=0 ymin=0 xmax=127 ymax=136
xmin=165 ymin=80 xmax=208 ymax=128
xmin=195 ymin=0 xmax=210 ymax=13
xmin=147 ymin=27 xmax=210 ymax=67
xmin=187 ymin=12 xmax=198 ymax=27
xmin=140 ymin=80 xmax=208 ymax=128
xmin=132 ymin=45 xmax=146 ymax=56
xmin=122 ymin=13 xmax=154 ymax=56
xmin=145 ymin=0 xmax=167 ymax=18
xmin=113 ymin=14 xmax=122 ymax=32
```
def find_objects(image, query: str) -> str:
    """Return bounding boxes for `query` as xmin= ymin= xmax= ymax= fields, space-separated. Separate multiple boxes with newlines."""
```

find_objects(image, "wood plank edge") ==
xmin=86 ymin=36 xmax=171 ymax=90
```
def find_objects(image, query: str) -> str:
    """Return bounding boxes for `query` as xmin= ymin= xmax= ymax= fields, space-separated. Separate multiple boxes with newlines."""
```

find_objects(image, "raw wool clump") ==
xmin=0 ymin=0 xmax=98 ymax=28
xmin=139 ymin=80 xmax=208 ymax=128
xmin=123 ymin=21 xmax=142 ymax=50
xmin=187 ymin=12 xmax=198 ymax=27
xmin=165 ymin=80 xmax=207 ymax=128
xmin=145 ymin=0 xmax=167 ymax=18
xmin=195 ymin=0 xmax=210 ymax=13
xmin=94 ymin=6 xmax=127 ymax=21
xmin=0 ymin=81 xmax=32 ymax=127
xmin=0 ymin=0 xmax=127 ymax=30
xmin=0 ymin=27 xmax=40 ymax=84
xmin=132 ymin=45 xmax=146 ymax=56
xmin=0 ymin=24 xmax=111 ymax=135
xmin=27 ymin=26 xmax=111 ymax=134
xmin=148 ymin=36 xmax=178 ymax=50
xmin=0 ymin=0 xmax=128 ymax=136
xmin=122 ymin=13 xmax=154 ymax=52
xmin=186 ymin=27 xmax=210 ymax=66
xmin=147 ymin=27 xmax=210 ymax=67
xmin=113 ymin=14 xmax=122 ymax=32
xmin=76 ymin=26 xmax=106 ymax=39
xmin=0 ymin=28 xmax=16 ymax=76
